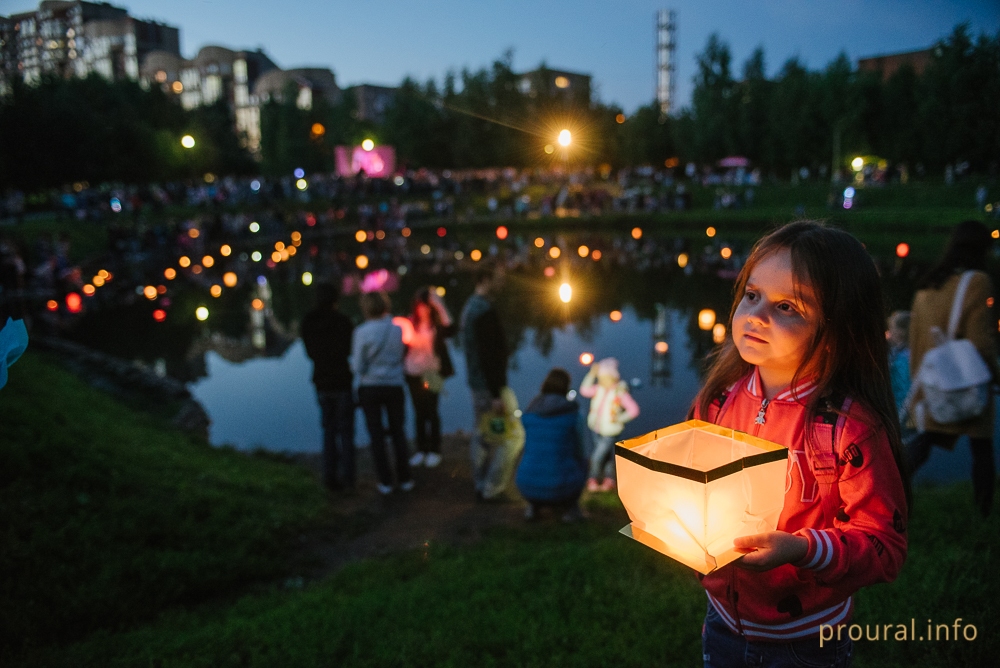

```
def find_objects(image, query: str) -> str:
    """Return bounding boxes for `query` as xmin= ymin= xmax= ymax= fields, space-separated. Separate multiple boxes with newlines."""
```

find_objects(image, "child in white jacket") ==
xmin=579 ymin=357 xmax=639 ymax=491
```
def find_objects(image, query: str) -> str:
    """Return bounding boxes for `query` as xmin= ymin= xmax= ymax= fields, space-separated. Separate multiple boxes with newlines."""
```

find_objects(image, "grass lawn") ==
xmin=3 ymin=352 xmax=998 ymax=666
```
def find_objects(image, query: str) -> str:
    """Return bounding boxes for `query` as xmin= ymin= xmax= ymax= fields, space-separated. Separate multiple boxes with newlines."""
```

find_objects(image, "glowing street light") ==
xmin=558 ymin=129 xmax=572 ymax=146
xmin=181 ymin=135 xmax=195 ymax=149
xmin=559 ymin=283 xmax=572 ymax=303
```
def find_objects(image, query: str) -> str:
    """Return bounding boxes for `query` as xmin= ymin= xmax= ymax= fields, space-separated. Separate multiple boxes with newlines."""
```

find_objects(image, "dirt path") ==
xmin=290 ymin=432 xmax=535 ymax=578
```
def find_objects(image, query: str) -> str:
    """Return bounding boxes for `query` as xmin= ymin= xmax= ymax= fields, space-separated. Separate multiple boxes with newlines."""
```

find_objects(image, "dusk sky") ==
xmin=4 ymin=0 xmax=998 ymax=112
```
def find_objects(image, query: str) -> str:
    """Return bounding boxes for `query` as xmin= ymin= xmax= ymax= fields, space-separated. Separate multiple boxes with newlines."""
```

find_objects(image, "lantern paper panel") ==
xmin=615 ymin=420 xmax=788 ymax=574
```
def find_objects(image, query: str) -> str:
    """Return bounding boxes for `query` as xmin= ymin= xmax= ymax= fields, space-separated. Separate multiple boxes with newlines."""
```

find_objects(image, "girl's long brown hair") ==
xmin=695 ymin=221 xmax=910 ymax=513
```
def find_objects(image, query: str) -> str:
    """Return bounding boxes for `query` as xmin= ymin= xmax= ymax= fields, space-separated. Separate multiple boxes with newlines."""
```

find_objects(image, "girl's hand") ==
xmin=732 ymin=531 xmax=808 ymax=572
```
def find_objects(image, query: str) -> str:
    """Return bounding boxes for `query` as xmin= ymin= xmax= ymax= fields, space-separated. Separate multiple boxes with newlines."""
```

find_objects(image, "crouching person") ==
xmin=516 ymin=368 xmax=588 ymax=522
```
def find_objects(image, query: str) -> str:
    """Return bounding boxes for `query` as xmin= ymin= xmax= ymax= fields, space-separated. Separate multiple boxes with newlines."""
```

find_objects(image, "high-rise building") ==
xmin=0 ymin=1 xmax=178 ymax=89
xmin=656 ymin=9 xmax=677 ymax=116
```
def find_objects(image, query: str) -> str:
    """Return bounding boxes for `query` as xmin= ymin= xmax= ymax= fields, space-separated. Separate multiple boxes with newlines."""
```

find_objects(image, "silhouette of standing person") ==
xmin=301 ymin=281 xmax=356 ymax=491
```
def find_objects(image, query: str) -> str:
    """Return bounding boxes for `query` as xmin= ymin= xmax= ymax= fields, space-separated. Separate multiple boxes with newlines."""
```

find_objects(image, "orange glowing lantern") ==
xmin=713 ymin=323 xmax=727 ymax=344
xmin=66 ymin=293 xmax=82 ymax=313
xmin=580 ymin=353 xmax=594 ymax=365
xmin=610 ymin=310 xmax=623 ymax=322
xmin=616 ymin=421 xmax=788 ymax=573
xmin=654 ymin=341 xmax=668 ymax=354
xmin=470 ymin=250 xmax=482 ymax=261
xmin=393 ymin=316 xmax=415 ymax=345
xmin=632 ymin=227 xmax=642 ymax=240
xmin=698 ymin=309 xmax=717 ymax=331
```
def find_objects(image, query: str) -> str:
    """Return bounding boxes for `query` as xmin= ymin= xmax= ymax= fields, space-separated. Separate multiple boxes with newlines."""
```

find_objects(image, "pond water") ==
xmin=62 ymin=219 xmax=998 ymax=486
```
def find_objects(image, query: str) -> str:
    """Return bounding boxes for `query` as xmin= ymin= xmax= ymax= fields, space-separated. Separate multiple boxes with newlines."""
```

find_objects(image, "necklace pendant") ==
xmin=754 ymin=399 xmax=769 ymax=425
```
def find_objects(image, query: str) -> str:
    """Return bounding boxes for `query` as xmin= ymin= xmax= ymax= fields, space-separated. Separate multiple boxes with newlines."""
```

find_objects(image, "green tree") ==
xmin=690 ymin=33 xmax=738 ymax=163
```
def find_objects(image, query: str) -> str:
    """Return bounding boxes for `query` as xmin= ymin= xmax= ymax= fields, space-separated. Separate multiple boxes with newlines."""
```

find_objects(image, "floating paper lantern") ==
xmin=616 ymin=420 xmax=788 ymax=574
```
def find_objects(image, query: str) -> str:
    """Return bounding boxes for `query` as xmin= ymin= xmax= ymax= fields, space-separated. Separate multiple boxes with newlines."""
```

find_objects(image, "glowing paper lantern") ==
xmin=393 ymin=316 xmax=415 ymax=345
xmin=698 ymin=309 xmax=717 ymax=331
xmin=713 ymin=323 xmax=727 ymax=344
xmin=616 ymin=420 xmax=788 ymax=574
xmin=610 ymin=310 xmax=622 ymax=322
xmin=896 ymin=243 xmax=909 ymax=258
xmin=580 ymin=353 xmax=594 ymax=365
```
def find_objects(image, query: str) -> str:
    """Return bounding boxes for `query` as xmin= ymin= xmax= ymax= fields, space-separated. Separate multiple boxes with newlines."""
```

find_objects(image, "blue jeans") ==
xmin=318 ymin=390 xmax=355 ymax=489
xmin=703 ymin=600 xmax=852 ymax=668
xmin=589 ymin=433 xmax=616 ymax=479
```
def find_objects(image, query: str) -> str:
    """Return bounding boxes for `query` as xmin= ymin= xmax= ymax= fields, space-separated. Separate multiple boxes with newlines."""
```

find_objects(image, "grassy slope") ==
xmin=0 ymin=352 xmax=328 ymax=658
xmin=22 ymin=484 xmax=1000 ymax=667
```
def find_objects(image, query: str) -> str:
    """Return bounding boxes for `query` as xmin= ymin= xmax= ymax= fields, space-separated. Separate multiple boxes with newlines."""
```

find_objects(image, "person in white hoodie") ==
xmin=351 ymin=290 xmax=414 ymax=495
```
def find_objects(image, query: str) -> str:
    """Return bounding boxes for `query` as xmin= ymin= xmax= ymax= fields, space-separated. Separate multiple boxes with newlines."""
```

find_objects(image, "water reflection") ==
xmin=53 ymin=220 xmax=997 ymax=483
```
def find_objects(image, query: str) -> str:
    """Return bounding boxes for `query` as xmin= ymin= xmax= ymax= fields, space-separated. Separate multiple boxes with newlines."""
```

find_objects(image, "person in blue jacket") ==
xmin=516 ymin=368 xmax=588 ymax=522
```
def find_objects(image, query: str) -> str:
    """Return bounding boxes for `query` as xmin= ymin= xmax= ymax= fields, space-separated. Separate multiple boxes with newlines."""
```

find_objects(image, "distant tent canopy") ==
xmin=718 ymin=156 xmax=750 ymax=168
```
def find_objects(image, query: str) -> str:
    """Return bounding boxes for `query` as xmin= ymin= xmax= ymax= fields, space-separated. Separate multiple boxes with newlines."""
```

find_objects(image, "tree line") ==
xmin=0 ymin=23 xmax=995 ymax=191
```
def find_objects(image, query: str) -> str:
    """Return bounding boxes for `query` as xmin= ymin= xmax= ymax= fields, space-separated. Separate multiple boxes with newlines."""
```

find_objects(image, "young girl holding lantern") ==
xmin=690 ymin=221 xmax=909 ymax=667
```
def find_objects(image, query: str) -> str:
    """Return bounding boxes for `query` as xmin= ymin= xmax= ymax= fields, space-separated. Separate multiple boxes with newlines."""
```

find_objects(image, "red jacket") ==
xmin=693 ymin=367 xmax=908 ymax=641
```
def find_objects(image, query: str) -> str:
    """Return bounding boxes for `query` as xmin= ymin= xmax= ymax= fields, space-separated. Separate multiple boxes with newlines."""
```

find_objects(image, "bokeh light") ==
xmin=251 ymin=251 xmax=262 ymax=262
xmin=275 ymin=241 xmax=285 ymax=251
xmin=355 ymin=230 xmax=367 ymax=243
xmin=196 ymin=307 xmax=209 ymax=321
xmin=143 ymin=286 xmax=157 ymax=300
xmin=220 ymin=245 xmax=232 ymax=256
xmin=698 ymin=309 xmax=717 ymax=331
xmin=677 ymin=253 xmax=689 ymax=268
xmin=66 ymin=293 xmax=82 ymax=313
xmin=401 ymin=227 xmax=411 ymax=237
xmin=210 ymin=285 xmax=222 ymax=298
xmin=188 ymin=228 xmax=200 ymax=239
xmin=721 ymin=247 xmax=732 ymax=259
xmin=294 ymin=168 xmax=305 ymax=179
xmin=179 ymin=256 xmax=191 ymax=267
xmin=191 ymin=265 xmax=202 ymax=274
xmin=496 ymin=226 xmax=508 ymax=240
xmin=578 ymin=245 xmax=590 ymax=257
xmin=559 ymin=283 xmax=572 ymax=303
xmin=356 ymin=255 xmax=369 ymax=269
xmin=470 ymin=249 xmax=482 ymax=261
xmin=706 ymin=227 xmax=717 ymax=238
xmin=181 ymin=135 xmax=195 ymax=148
xmin=713 ymin=323 xmax=727 ymax=344
xmin=362 ymin=139 xmax=375 ymax=151
xmin=558 ymin=129 xmax=571 ymax=146
xmin=202 ymin=255 xmax=214 ymax=268
xmin=252 ymin=299 xmax=264 ymax=310
xmin=534 ymin=237 xmax=545 ymax=248
xmin=92 ymin=276 xmax=105 ymax=287
xmin=544 ymin=266 xmax=556 ymax=277
xmin=591 ymin=250 xmax=602 ymax=260
xmin=655 ymin=341 xmax=669 ymax=354
xmin=420 ymin=244 xmax=431 ymax=255
xmin=302 ymin=272 xmax=313 ymax=286
xmin=435 ymin=286 xmax=446 ymax=297
xmin=896 ymin=243 xmax=910 ymax=258
xmin=580 ymin=353 xmax=594 ymax=365
xmin=852 ymin=157 xmax=864 ymax=170
xmin=631 ymin=227 xmax=642 ymax=239
xmin=610 ymin=310 xmax=622 ymax=322
xmin=46 ymin=299 xmax=58 ymax=311
xmin=271 ymin=251 xmax=282 ymax=263
xmin=249 ymin=222 xmax=260 ymax=233
xmin=153 ymin=309 xmax=166 ymax=322
xmin=223 ymin=272 xmax=238 ymax=287
xmin=82 ymin=284 xmax=95 ymax=296
xmin=437 ymin=227 xmax=447 ymax=237
xmin=296 ymin=179 xmax=308 ymax=191
xmin=549 ymin=247 xmax=561 ymax=259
